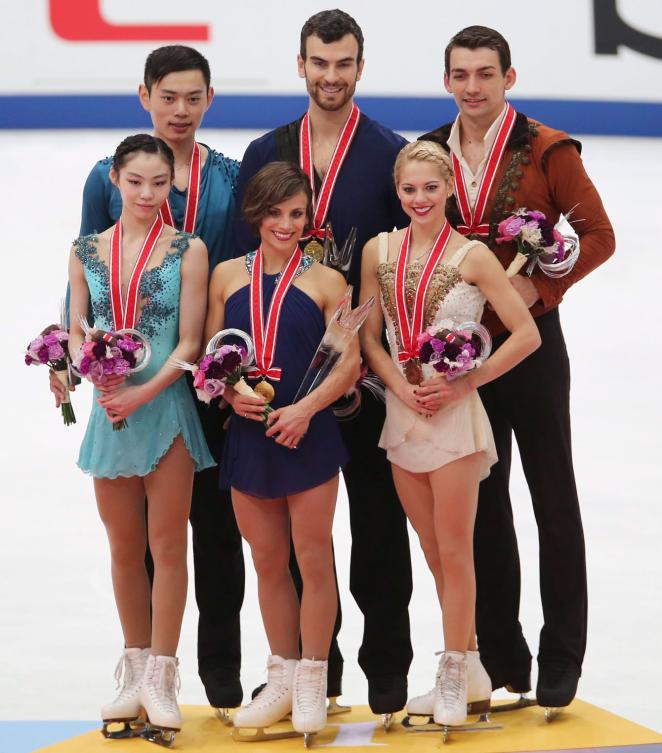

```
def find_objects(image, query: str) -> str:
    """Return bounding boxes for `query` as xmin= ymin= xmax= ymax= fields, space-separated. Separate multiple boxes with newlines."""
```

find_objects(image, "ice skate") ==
xmin=100 ymin=647 xmax=149 ymax=740
xmin=368 ymin=674 xmax=406 ymax=730
xmin=232 ymin=655 xmax=299 ymax=742
xmin=403 ymin=650 xmax=491 ymax=725
xmin=201 ymin=667 xmax=243 ymax=725
xmin=292 ymin=659 xmax=328 ymax=746
xmin=139 ymin=654 xmax=181 ymax=747
xmin=537 ymin=661 xmax=580 ymax=722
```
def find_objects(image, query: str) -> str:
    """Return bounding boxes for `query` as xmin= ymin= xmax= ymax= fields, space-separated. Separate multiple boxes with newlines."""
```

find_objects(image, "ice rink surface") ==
xmin=0 ymin=128 xmax=660 ymax=733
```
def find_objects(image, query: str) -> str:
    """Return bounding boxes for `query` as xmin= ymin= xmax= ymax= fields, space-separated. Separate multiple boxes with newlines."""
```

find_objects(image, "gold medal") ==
xmin=304 ymin=239 xmax=324 ymax=262
xmin=404 ymin=358 xmax=423 ymax=386
xmin=254 ymin=379 xmax=275 ymax=402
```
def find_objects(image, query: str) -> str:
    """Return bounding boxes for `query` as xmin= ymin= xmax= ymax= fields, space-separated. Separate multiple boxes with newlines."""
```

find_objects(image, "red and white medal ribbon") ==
xmin=395 ymin=221 xmax=452 ymax=364
xmin=452 ymin=103 xmax=516 ymax=237
xmin=299 ymin=103 xmax=360 ymax=242
xmin=160 ymin=141 xmax=202 ymax=233
xmin=109 ymin=216 xmax=164 ymax=330
xmin=247 ymin=247 xmax=303 ymax=381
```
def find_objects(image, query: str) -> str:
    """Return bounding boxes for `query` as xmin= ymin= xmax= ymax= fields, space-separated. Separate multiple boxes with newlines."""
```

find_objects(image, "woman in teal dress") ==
xmin=68 ymin=134 xmax=213 ymax=741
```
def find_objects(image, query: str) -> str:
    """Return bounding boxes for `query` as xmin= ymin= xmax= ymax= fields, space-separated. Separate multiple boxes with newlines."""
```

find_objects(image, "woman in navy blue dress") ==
xmin=205 ymin=162 xmax=359 ymax=736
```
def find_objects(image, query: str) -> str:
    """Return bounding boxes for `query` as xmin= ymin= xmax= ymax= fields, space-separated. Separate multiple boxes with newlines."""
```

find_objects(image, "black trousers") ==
xmin=339 ymin=388 xmax=414 ymax=682
xmin=474 ymin=308 xmax=587 ymax=682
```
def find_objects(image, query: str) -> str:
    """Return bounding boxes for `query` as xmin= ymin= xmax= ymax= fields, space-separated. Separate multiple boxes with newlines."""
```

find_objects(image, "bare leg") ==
xmin=95 ymin=475 xmax=150 ymax=648
xmin=289 ymin=476 xmax=339 ymax=659
xmin=392 ymin=465 xmax=445 ymax=610
xmin=143 ymin=435 xmax=194 ymax=656
xmin=430 ymin=453 xmax=482 ymax=651
xmin=232 ymin=488 xmax=300 ymax=659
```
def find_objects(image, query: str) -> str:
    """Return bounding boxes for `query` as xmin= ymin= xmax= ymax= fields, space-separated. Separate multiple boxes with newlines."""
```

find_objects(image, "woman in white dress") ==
xmin=360 ymin=140 xmax=540 ymax=725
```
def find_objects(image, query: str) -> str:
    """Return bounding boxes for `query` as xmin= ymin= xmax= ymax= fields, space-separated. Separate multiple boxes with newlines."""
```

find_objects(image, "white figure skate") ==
xmin=101 ymin=647 xmax=149 ymax=739
xmin=139 ymin=654 xmax=181 ymax=747
xmin=232 ymin=655 xmax=298 ymax=742
xmin=292 ymin=659 xmax=328 ymax=747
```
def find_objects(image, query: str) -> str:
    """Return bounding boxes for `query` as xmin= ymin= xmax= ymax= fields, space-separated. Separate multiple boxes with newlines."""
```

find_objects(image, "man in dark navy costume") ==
xmin=234 ymin=9 xmax=413 ymax=716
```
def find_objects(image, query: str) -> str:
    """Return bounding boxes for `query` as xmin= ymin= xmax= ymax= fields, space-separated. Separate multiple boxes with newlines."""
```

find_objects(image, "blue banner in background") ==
xmin=0 ymin=95 xmax=659 ymax=137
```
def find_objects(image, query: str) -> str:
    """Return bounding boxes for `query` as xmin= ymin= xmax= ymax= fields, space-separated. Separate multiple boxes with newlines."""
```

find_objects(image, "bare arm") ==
xmin=417 ymin=244 xmax=541 ymax=410
xmin=98 ymin=239 xmax=209 ymax=423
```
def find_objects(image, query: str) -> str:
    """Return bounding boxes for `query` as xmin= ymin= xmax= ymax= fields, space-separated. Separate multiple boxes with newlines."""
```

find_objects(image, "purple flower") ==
xmin=528 ymin=210 xmax=546 ymax=221
xmin=496 ymin=216 xmax=526 ymax=243
xmin=88 ymin=361 xmax=105 ymax=382
xmin=203 ymin=379 xmax=225 ymax=398
xmin=431 ymin=338 xmax=446 ymax=353
xmin=43 ymin=333 xmax=60 ymax=347
xmin=47 ymin=343 xmax=65 ymax=360
xmin=113 ymin=359 xmax=131 ymax=375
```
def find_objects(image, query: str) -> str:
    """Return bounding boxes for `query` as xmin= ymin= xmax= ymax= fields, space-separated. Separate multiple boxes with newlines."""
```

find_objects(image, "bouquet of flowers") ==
xmin=171 ymin=328 xmax=274 ymax=425
xmin=293 ymin=285 xmax=374 ymax=402
xmin=25 ymin=324 xmax=76 ymax=425
xmin=417 ymin=320 xmax=492 ymax=381
xmin=72 ymin=319 xmax=150 ymax=431
xmin=496 ymin=208 xmax=580 ymax=278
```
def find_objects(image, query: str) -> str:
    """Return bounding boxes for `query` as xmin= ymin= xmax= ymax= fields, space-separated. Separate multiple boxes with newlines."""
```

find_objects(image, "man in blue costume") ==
xmin=58 ymin=45 xmax=245 ymax=715
xmin=234 ymin=9 xmax=413 ymax=717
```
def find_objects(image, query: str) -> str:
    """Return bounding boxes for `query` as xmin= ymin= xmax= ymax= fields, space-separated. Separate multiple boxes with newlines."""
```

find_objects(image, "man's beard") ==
xmin=306 ymin=78 xmax=356 ymax=112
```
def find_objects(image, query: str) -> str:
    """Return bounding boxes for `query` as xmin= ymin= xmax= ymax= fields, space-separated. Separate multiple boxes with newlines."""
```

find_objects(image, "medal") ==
xmin=452 ymin=103 xmax=516 ymax=237
xmin=254 ymin=380 xmax=276 ymax=402
xmin=404 ymin=358 xmax=423 ymax=386
xmin=394 ymin=222 xmax=453 ymax=384
xmin=109 ymin=216 xmax=164 ymax=330
xmin=303 ymin=239 xmax=324 ymax=262
xmin=246 ymin=246 xmax=303 ymax=395
xmin=160 ymin=141 xmax=202 ymax=233
xmin=299 ymin=103 xmax=360 ymax=252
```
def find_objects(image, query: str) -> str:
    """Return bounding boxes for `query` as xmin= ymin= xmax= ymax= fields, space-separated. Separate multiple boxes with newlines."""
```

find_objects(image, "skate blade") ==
xmin=304 ymin=731 xmax=318 ymax=748
xmin=544 ymin=706 xmax=565 ymax=722
xmin=327 ymin=697 xmax=352 ymax=715
xmin=101 ymin=719 xmax=146 ymax=739
xmin=141 ymin=725 xmax=178 ymax=748
xmin=215 ymin=707 xmax=233 ymax=725
xmin=232 ymin=726 xmax=302 ymax=743
xmin=492 ymin=695 xmax=538 ymax=713
xmin=403 ymin=712 xmax=502 ymax=738
xmin=380 ymin=712 xmax=396 ymax=731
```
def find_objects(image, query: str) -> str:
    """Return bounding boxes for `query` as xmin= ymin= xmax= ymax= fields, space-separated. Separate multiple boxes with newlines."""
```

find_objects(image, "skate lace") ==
xmin=112 ymin=651 xmax=146 ymax=698
xmin=294 ymin=664 xmax=325 ymax=713
xmin=146 ymin=659 xmax=181 ymax=713
xmin=247 ymin=659 xmax=288 ymax=708
xmin=436 ymin=654 xmax=462 ymax=706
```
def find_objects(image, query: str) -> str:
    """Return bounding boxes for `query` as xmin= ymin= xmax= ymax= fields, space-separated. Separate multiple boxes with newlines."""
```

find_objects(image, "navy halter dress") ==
xmin=220 ymin=257 xmax=348 ymax=498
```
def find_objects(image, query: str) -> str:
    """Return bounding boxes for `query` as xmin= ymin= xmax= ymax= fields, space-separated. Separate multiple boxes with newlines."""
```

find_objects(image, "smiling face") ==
xmin=297 ymin=33 xmax=364 ymax=112
xmin=396 ymin=159 xmax=453 ymax=228
xmin=139 ymin=69 xmax=213 ymax=144
xmin=111 ymin=151 xmax=173 ymax=221
xmin=444 ymin=46 xmax=516 ymax=125
xmin=258 ymin=191 xmax=310 ymax=252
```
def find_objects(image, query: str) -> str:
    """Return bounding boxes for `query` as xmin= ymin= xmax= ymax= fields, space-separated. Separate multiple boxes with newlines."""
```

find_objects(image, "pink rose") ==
xmin=203 ymin=379 xmax=225 ymax=398
xmin=496 ymin=216 xmax=526 ymax=243
xmin=193 ymin=369 xmax=206 ymax=389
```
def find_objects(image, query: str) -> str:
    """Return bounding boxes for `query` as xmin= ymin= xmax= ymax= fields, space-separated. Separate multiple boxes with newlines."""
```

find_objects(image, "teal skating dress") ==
xmin=75 ymin=232 xmax=215 ymax=478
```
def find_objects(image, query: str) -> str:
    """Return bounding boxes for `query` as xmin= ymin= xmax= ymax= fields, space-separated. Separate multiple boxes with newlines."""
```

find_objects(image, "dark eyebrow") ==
xmin=310 ymin=55 xmax=354 ymax=64
xmin=159 ymin=88 xmax=204 ymax=95
xmin=126 ymin=172 xmax=170 ymax=179
xmin=451 ymin=65 xmax=497 ymax=74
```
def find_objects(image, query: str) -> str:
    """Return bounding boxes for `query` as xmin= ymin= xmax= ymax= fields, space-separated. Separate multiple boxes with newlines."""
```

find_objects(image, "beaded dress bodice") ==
xmin=73 ymin=232 xmax=192 ymax=382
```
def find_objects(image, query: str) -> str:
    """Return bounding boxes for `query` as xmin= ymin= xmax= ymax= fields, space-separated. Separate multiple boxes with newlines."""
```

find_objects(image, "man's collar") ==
xmin=447 ymin=103 xmax=509 ymax=159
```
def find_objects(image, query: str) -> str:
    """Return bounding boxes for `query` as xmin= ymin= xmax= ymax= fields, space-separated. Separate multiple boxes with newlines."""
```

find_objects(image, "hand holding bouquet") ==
xmin=73 ymin=321 xmax=150 ymax=430
xmin=25 ymin=325 xmax=76 ymax=425
xmin=171 ymin=328 xmax=274 ymax=425
xmin=496 ymin=208 xmax=579 ymax=278
xmin=417 ymin=320 xmax=492 ymax=381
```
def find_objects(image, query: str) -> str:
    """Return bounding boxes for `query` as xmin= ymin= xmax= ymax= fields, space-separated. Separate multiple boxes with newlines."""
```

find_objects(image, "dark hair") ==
xmin=444 ymin=26 xmax=511 ymax=75
xmin=242 ymin=162 xmax=313 ymax=235
xmin=300 ymin=9 xmax=364 ymax=62
xmin=144 ymin=45 xmax=211 ymax=91
xmin=112 ymin=134 xmax=175 ymax=179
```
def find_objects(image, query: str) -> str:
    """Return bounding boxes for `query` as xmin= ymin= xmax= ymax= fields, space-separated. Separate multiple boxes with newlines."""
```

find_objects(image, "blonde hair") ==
xmin=393 ymin=140 xmax=454 ymax=185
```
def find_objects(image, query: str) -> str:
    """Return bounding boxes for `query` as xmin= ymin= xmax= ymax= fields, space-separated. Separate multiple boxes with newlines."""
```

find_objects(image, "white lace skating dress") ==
xmin=376 ymin=232 xmax=497 ymax=477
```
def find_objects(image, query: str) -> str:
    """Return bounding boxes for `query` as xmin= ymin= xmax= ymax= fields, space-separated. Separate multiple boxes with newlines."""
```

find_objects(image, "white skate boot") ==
xmin=405 ymin=650 xmax=491 ymax=718
xmin=292 ymin=659 xmax=328 ymax=746
xmin=232 ymin=655 xmax=297 ymax=741
xmin=139 ymin=654 xmax=181 ymax=746
xmin=101 ymin=647 xmax=149 ymax=739
xmin=433 ymin=651 xmax=468 ymax=727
